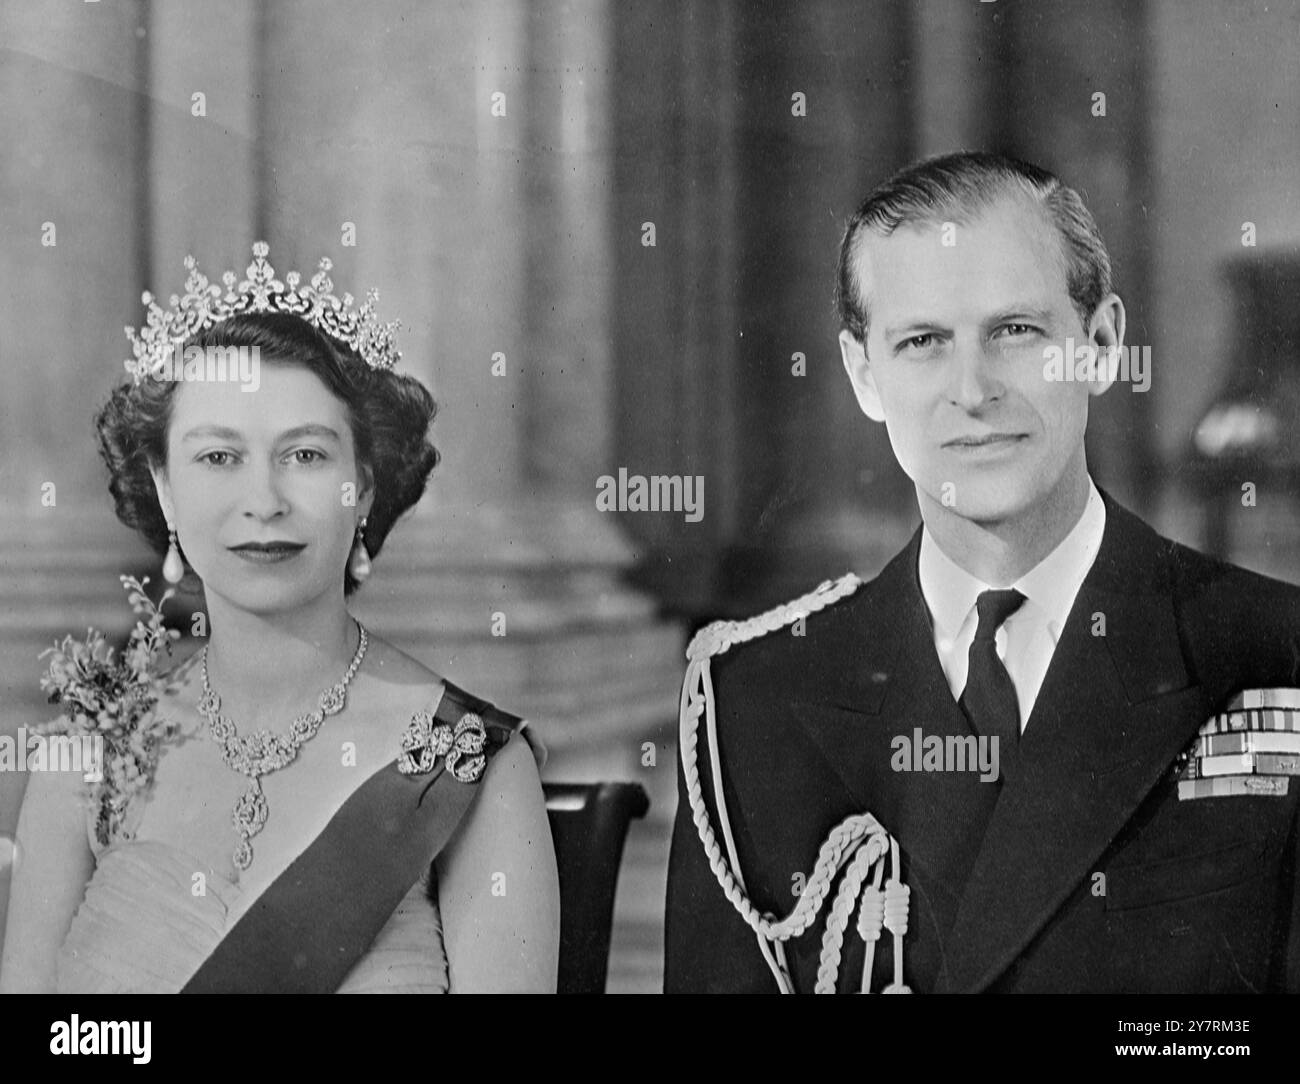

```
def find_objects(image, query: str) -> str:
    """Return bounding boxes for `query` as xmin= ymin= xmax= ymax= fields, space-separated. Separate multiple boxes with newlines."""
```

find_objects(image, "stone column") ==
xmin=0 ymin=0 xmax=154 ymax=955
xmin=608 ymin=0 xmax=745 ymax=618
xmin=912 ymin=0 xmax=1004 ymax=156
xmin=725 ymin=0 xmax=920 ymax=612
xmin=994 ymin=0 xmax=1157 ymax=510
xmin=255 ymin=0 xmax=682 ymax=777
xmin=145 ymin=0 xmax=259 ymax=283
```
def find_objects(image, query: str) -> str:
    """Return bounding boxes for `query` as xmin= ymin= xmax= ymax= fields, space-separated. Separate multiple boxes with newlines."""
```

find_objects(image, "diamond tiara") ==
xmin=123 ymin=241 xmax=401 ymax=383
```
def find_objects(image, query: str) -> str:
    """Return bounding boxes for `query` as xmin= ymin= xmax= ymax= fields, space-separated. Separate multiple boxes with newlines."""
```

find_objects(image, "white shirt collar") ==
xmin=918 ymin=478 xmax=1107 ymax=642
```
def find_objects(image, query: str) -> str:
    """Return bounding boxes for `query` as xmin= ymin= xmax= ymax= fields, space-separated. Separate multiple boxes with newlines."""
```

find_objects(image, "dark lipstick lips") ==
xmin=228 ymin=542 xmax=307 ymax=551
xmin=944 ymin=433 xmax=1026 ymax=447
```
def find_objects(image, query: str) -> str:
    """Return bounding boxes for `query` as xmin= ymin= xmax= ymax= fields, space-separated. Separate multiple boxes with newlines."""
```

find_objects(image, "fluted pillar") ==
xmin=145 ymin=1 xmax=259 ymax=281
xmin=255 ymin=1 xmax=683 ymax=775
xmin=725 ymin=0 xmax=919 ymax=611
xmin=993 ymin=0 xmax=1156 ymax=510
xmin=0 ymin=0 xmax=154 ymax=957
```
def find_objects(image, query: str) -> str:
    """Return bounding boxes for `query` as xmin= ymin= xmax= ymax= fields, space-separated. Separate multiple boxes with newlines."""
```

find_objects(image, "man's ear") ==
xmin=839 ymin=329 xmax=886 ymax=422
xmin=1084 ymin=293 xmax=1126 ymax=399
xmin=148 ymin=461 xmax=175 ymax=524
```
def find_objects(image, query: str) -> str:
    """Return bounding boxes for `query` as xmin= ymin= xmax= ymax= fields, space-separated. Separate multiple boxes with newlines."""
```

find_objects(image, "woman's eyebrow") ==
xmin=181 ymin=425 xmax=243 ymax=442
xmin=277 ymin=424 xmax=342 ymax=443
xmin=181 ymin=424 xmax=342 ymax=443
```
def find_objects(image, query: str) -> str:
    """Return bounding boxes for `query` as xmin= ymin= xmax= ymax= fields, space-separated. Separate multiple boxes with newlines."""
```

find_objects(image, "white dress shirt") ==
xmin=917 ymin=479 xmax=1106 ymax=733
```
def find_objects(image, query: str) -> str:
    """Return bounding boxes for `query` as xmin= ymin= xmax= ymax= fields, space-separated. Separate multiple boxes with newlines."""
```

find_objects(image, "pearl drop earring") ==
xmin=348 ymin=516 xmax=372 ymax=583
xmin=163 ymin=524 xmax=185 ymax=584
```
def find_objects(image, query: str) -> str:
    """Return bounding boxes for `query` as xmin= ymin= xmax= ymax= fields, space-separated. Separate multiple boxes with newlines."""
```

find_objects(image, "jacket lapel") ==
xmin=937 ymin=496 xmax=1211 ymax=992
xmin=790 ymin=531 xmax=1005 ymax=950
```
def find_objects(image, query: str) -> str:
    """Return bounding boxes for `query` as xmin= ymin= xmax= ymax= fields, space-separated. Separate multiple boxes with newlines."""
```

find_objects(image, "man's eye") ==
xmin=999 ymin=324 xmax=1037 ymax=338
xmin=902 ymin=333 xmax=935 ymax=351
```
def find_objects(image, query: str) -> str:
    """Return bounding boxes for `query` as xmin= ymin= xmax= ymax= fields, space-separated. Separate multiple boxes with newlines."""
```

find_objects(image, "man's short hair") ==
xmin=836 ymin=150 xmax=1113 ymax=342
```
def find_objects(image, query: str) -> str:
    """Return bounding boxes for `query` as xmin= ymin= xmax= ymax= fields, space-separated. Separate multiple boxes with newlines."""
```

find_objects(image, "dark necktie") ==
xmin=958 ymin=589 xmax=1027 ymax=782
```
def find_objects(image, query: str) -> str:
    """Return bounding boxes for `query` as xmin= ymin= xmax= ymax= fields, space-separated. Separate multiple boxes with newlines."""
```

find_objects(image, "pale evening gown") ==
xmin=55 ymin=736 xmax=450 ymax=994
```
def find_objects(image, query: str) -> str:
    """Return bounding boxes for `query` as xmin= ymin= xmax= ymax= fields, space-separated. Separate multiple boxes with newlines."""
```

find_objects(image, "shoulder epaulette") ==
xmin=685 ymin=572 xmax=863 ymax=663
xmin=678 ymin=568 xmax=910 ymax=994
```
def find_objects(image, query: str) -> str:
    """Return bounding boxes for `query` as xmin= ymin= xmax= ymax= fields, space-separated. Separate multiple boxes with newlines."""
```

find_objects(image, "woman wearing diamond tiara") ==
xmin=1 ymin=244 xmax=560 ymax=993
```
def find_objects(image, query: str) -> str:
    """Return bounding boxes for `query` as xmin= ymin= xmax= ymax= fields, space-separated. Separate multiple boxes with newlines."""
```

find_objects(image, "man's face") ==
xmin=840 ymin=196 xmax=1116 ymax=527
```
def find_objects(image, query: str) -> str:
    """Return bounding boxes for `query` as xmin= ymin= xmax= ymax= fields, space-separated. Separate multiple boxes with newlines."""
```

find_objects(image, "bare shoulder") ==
xmin=353 ymin=631 xmax=537 ymax=783
xmin=13 ymin=729 xmax=95 ymax=856
xmin=360 ymin=631 xmax=444 ymax=692
xmin=437 ymin=715 xmax=551 ymax=871
xmin=352 ymin=632 xmax=446 ymax=752
xmin=484 ymin=725 xmax=545 ymax=801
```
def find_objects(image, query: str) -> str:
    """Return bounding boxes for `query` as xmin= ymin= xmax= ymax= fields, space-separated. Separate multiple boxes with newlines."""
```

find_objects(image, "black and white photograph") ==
xmin=0 ymin=0 xmax=1297 ymax=1060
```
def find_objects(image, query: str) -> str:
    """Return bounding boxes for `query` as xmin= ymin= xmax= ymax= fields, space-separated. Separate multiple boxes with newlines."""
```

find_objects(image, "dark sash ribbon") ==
xmin=181 ymin=682 xmax=522 ymax=994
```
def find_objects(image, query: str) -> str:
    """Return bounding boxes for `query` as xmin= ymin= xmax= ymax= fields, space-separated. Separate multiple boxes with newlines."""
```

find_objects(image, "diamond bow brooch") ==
xmin=397 ymin=710 xmax=488 ymax=783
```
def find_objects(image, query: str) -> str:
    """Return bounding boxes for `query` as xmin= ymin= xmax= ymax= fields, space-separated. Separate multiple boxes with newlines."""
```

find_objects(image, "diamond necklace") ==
xmin=197 ymin=620 xmax=368 ymax=872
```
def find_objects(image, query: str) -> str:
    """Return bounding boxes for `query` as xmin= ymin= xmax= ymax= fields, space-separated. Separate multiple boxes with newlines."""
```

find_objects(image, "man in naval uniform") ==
xmin=664 ymin=151 xmax=1300 ymax=994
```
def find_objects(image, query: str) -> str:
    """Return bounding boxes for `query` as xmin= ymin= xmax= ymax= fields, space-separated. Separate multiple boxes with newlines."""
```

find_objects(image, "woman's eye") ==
xmin=198 ymin=451 xmax=236 ymax=467
xmin=290 ymin=448 xmax=326 ymax=465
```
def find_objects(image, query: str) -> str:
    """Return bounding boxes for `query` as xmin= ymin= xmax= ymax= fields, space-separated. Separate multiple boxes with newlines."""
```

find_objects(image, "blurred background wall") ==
xmin=1 ymin=0 xmax=1296 ymax=991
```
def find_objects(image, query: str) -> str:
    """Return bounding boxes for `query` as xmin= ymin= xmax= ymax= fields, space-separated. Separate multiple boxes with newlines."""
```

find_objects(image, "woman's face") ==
xmin=150 ymin=361 xmax=373 ymax=616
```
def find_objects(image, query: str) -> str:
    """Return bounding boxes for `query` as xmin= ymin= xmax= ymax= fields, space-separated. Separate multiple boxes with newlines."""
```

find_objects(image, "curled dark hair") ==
xmin=95 ymin=312 xmax=439 ymax=596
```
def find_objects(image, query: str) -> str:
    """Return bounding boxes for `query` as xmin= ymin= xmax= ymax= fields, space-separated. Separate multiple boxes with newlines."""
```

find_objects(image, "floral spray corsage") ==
xmin=37 ymin=576 xmax=183 ymax=847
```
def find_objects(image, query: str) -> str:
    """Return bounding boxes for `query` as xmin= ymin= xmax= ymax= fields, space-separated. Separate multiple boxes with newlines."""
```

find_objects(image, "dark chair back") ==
xmin=544 ymin=781 xmax=650 ymax=994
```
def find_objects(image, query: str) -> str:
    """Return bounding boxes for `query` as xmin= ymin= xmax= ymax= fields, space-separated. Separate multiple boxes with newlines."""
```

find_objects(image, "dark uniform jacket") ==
xmin=664 ymin=493 xmax=1300 ymax=993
